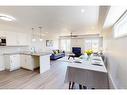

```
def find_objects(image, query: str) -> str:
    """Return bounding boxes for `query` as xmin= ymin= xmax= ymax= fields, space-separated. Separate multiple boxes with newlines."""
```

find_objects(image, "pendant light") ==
xmin=32 ymin=28 xmax=36 ymax=42
xmin=39 ymin=26 xmax=43 ymax=41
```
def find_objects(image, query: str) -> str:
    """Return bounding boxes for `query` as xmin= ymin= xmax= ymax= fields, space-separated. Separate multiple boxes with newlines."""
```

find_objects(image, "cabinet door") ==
xmin=6 ymin=32 xmax=17 ymax=45
xmin=17 ymin=33 xmax=28 ymax=45
xmin=21 ymin=55 xmax=33 ymax=70
xmin=20 ymin=55 xmax=26 ymax=67
xmin=0 ymin=55 xmax=5 ymax=71
xmin=26 ymin=55 xmax=33 ymax=70
xmin=10 ymin=55 xmax=20 ymax=71
xmin=4 ymin=55 xmax=10 ymax=70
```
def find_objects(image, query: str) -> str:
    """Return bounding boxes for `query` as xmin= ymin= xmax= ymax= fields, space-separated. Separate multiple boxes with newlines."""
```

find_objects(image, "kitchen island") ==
xmin=4 ymin=52 xmax=51 ymax=74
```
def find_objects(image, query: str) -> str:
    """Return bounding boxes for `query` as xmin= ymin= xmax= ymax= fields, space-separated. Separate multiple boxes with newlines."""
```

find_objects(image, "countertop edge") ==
xmin=3 ymin=52 xmax=51 ymax=56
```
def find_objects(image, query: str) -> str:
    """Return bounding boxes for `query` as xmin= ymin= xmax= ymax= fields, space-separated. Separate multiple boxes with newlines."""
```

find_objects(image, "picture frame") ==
xmin=46 ymin=40 xmax=53 ymax=47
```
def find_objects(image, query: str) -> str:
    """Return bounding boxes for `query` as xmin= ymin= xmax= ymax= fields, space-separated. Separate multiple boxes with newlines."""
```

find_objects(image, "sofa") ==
xmin=50 ymin=50 xmax=65 ymax=60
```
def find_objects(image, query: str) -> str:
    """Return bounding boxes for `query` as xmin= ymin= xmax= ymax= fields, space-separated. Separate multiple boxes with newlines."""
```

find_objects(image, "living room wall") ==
xmin=103 ymin=27 xmax=127 ymax=89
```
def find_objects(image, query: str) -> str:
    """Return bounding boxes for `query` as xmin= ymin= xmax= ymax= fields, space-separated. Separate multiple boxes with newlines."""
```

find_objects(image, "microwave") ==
xmin=0 ymin=37 xmax=6 ymax=46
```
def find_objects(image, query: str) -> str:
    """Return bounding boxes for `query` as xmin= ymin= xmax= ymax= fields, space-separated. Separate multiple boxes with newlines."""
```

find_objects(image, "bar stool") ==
xmin=69 ymin=82 xmax=87 ymax=89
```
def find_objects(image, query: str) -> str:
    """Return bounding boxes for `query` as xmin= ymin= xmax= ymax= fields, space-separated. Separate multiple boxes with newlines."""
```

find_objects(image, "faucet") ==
xmin=31 ymin=47 xmax=36 ymax=53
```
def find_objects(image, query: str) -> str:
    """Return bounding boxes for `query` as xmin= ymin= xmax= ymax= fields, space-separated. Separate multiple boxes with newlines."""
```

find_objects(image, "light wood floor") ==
xmin=0 ymin=59 xmax=69 ymax=89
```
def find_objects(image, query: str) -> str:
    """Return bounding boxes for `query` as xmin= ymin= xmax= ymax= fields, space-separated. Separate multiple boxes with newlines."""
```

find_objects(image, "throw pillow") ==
xmin=58 ymin=50 xmax=60 ymax=53
xmin=55 ymin=50 xmax=58 ymax=54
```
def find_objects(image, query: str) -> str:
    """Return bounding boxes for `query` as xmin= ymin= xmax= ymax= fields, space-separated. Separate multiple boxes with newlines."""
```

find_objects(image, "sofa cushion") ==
xmin=53 ymin=50 xmax=58 ymax=54
xmin=58 ymin=50 xmax=60 ymax=53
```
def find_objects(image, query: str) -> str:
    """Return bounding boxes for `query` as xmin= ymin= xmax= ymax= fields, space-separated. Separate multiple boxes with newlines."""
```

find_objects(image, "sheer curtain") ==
xmin=84 ymin=39 xmax=99 ymax=52
xmin=60 ymin=39 xmax=71 ymax=52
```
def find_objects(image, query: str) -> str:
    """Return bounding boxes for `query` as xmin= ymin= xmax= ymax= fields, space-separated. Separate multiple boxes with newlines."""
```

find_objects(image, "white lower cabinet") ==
xmin=4 ymin=54 xmax=20 ymax=71
xmin=20 ymin=55 xmax=34 ymax=70
xmin=0 ymin=55 xmax=5 ymax=71
xmin=4 ymin=54 xmax=36 ymax=71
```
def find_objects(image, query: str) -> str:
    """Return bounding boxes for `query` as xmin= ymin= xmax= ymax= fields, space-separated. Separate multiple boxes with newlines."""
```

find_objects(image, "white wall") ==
xmin=30 ymin=36 xmax=59 ymax=52
xmin=71 ymin=38 xmax=85 ymax=53
xmin=103 ymin=28 xmax=127 ymax=89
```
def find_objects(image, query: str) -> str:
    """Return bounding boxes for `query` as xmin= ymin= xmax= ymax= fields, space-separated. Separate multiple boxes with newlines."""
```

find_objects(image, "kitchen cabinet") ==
xmin=6 ymin=31 xmax=28 ymax=46
xmin=4 ymin=54 xmax=35 ymax=71
xmin=4 ymin=54 xmax=20 ymax=71
xmin=0 ymin=55 xmax=5 ymax=71
xmin=17 ymin=33 xmax=28 ymax=45
xmin=6 ymin=32 xmax=17 ymax=46
xmin=20 ymin=55 xmax=34 ymax=70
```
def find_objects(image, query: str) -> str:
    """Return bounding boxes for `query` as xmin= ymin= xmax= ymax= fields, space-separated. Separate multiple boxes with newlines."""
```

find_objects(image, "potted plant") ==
xmin=85 ymin=50 xmax=93 ymax=60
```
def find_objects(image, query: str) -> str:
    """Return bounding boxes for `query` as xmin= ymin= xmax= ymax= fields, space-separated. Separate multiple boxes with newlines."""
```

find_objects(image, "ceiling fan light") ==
xmin=40 ymin=39 xmax=43 ymax=41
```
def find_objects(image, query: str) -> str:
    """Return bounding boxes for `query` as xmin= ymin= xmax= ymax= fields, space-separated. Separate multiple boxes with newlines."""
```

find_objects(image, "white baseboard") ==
xmin=108 ymin=73 xmax=117 ymax=89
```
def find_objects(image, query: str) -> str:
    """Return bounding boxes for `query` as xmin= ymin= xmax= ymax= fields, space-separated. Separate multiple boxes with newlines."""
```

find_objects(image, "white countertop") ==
xmin=3 ymin=51 xmax=51 ymax=56
xmin=68 ymin=56 xmax=107 ymax=73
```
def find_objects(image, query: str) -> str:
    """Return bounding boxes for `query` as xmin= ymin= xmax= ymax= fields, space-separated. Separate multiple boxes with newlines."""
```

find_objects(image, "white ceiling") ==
xmin=103 ymin=6 xmax=127 ymax=29
xmin=0 ymin=6 xmax=99 ymax=36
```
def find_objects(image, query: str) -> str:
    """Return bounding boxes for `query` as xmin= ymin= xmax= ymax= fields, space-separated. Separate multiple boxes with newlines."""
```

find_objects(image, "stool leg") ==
xmin=83 ymin=86 xmax=87 ymax=89
xmin=69 ymin=81 xmax=71 ymax=89
xmin=71 ymin=82 xmax=75 ymax=89
xmin=79 ymin=84 xmax=82 ymax=89
xmin=69 ymin=82 xmax=75 ymax=89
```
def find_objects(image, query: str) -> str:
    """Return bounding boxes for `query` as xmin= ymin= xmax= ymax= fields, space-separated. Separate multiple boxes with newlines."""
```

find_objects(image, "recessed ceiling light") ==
xmin=0 ymin=14 xmax=16 ymax=21
xmin=81 ymin=9 xmax=85 ymax=13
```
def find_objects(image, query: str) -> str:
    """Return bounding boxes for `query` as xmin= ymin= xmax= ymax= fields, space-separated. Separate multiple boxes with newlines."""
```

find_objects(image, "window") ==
xmin=114 ymin=11 xmax=127 ymax=38
xmin=60 ymin=39 xmax=71 ymax=52
xmin=84 ymin=39 xmax=99 ymax=52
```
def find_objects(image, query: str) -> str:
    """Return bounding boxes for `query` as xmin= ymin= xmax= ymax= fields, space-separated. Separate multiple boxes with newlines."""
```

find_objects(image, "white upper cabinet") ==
xmin=6 ymin=32 xmax=17 ymax=45
xmin=17 ymin=32 xmax=28 ymax=45
xmin=6 ymin=32 xmax=28 ymax=46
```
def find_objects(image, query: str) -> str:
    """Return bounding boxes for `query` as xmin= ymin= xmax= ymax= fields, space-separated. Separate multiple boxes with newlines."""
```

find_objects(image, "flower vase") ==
xmin=87 ymin=54 xmax=91 ymax=60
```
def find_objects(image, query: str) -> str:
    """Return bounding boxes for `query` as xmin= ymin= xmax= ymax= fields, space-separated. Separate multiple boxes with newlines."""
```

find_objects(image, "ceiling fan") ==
xmin=63 ymin=32 xmax=78 ymax=38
